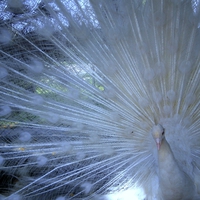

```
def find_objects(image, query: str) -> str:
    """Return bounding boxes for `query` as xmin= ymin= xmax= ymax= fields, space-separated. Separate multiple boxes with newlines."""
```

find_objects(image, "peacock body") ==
xmin=0 ymin=0 xmax=200 ymax=199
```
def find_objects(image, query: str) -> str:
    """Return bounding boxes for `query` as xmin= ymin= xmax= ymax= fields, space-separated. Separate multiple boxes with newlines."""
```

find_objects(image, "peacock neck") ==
xmin=158 ymin=138 xmax=172 ymax=160
xmin=157 ymin=137 xmax=194 ymax=200
xmin=158 ymin=137 xmax=176 ymax=174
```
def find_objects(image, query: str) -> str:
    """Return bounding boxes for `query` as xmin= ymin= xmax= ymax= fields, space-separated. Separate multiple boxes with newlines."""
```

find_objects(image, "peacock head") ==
xmin=152 ymin=124 xmax=165 ymax=150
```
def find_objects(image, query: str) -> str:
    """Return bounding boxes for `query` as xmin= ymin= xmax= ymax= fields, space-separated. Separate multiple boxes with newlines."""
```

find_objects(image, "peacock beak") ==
xmin=155 ymin=138 xmax=161 ymax=150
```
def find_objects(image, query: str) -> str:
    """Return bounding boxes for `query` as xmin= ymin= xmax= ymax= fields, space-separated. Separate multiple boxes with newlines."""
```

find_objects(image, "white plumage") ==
xmin=0 ymin=0 xmax=200 ymax=200
xmin=152 ymin=124 xmax=195 ymax=199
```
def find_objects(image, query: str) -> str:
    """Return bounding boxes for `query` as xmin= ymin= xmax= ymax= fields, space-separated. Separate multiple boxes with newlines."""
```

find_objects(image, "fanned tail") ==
xmin=0 ymin=0 xmax=200 ymax=199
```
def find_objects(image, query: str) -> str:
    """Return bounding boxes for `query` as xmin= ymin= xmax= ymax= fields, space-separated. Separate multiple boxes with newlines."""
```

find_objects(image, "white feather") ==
xmin=0 ymin=0 xmax=200 ymax=200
